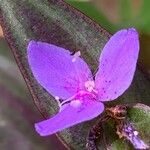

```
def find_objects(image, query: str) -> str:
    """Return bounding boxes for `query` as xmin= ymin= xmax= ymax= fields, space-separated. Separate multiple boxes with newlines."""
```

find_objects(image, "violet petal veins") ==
xmin=27 ymin=28 xmax=139 ymax=136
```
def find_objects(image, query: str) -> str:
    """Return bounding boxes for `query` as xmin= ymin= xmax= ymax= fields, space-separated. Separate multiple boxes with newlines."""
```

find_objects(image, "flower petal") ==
xmin=27 ymin=41 xmax=92 ymax=99
xmin=95 ymin=28 xmax=139 ymax=101
xmin=35 ymin=100 xmax=104 ymax=136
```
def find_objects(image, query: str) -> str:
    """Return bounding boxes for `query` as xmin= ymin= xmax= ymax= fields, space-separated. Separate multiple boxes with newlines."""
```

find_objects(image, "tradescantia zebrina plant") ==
xmin=0 ymin=0 xmax=150 ymax=149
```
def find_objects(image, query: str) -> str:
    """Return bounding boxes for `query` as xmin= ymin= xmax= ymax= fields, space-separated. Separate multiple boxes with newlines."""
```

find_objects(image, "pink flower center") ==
xmin=57 ymin=80 xmax=98 ymax=110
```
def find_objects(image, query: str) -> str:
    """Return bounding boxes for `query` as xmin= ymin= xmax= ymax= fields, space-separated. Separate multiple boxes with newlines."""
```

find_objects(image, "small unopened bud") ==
xmin=117 ymin=122 xmax=149 ymax=150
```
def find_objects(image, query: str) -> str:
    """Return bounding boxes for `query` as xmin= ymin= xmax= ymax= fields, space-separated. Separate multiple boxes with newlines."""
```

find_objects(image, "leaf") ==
xmin=0 ymin=0 xmax=150 ymax=149
xmin=139 ymin=34 xmax=150 ymax=73
xmin=0 ymin=37 xmax=65 ymax=150
xmin=120 ymin=0 xmax=132 ymax=23
xmin=97 ymin=103 xmax=150 ymax=150
xmin=65 ymin=0 xmax=117 ymax=32
xmin=0 ymin=84 xmax=65 ymax=150
xmin=135 ymin=0 xmax=150 ymax=32
xmin=118 ymin=0 xmax=150 ymax=32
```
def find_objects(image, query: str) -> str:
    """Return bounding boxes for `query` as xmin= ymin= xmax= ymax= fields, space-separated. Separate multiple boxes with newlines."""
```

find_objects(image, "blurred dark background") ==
xmin=0 ymin=0 xmax=150 ymax=149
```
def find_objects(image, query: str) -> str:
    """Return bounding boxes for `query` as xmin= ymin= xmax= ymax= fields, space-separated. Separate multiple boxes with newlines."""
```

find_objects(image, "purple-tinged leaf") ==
xmin=95 ymin=28 xmax=139 ymax=101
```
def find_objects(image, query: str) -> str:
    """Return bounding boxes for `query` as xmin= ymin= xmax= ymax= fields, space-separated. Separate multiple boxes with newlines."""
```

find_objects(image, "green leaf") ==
xmin=97 ymin=103 xmax=150 ymax=150
xmin=139 ymin=34 xmax=150 ymax=73
xmin=118 ymin=0 xmax=150 ymax=32
xmin=65 ymin=0 xmax=117 ymax=32
xmin=120 ymin=0 xmax=132 ymax=23
xmin=0 ymin=0 xmax=150 ymax=149
xmin=135 ymin=0 xmax=150 ymax=32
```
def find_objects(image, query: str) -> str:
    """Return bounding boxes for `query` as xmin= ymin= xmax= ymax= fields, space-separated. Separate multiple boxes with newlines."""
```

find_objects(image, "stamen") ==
xmin=59 ymin=90 xmax=86 ymax=107
xmin=70 ymin=99 xmax=81 ymax=108
xmin=85 ymin=80 xmax=95 ymax=92
xmin=72 ymin=51 xmax=81 ymax=62
xmin=55 ymin=96 xmax=60 ymax=101
xmin=60 ymin=95 xmax=76 ymax=107
xmin=57 ymin=90 xmax=95 ymax=112
xmin=55 ymin=96 xmax=61 ymax=108
xmin=58 ymin=91 xmax=86 ymax=111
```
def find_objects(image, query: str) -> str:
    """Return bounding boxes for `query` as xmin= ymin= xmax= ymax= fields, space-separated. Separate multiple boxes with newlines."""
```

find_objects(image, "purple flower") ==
xmin=27 ymin=28 xmax=139 ymax=136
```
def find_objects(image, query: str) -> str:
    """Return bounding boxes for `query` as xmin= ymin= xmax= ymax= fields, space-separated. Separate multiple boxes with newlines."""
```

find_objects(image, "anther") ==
xmin=70 ymin=99 xmax=81 ymax=108
xmin=72 ymin=51 xmax=81 ymax=62
xmin=85 ymin=80 xmax=95 ymax=92
xmin=55 ymin=96 xmax=60 ymax=101
xmin=55 ymin=96 xmax=61 ymax=108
